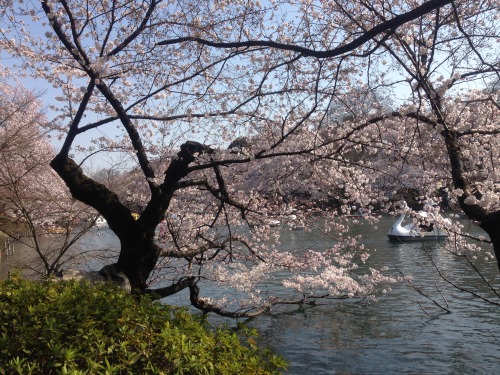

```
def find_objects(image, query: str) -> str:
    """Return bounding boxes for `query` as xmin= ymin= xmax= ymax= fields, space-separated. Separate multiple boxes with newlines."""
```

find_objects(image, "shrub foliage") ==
xmin=0 ymin=279 xmax=286 ymax=374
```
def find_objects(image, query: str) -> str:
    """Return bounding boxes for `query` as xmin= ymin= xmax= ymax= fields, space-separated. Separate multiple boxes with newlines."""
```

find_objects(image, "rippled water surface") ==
xmin=245 ymin=217 xmax=500 ymax=374
xmin=2 ymin=216 xmax=499 ymax=374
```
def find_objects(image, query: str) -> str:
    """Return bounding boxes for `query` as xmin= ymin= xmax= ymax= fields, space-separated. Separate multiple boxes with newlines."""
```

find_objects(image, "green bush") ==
xmin=0 ymin=278 xmax=287 ymax=374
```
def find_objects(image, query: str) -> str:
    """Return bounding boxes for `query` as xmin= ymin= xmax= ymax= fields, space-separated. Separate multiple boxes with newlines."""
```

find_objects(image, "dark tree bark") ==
xmin=481 ymin=212 xmax=500 ymax=271
xmin=50 ymin=143 xmax=201 ymax=291
xmin=442 ymin=129 xmax=500 ymax=271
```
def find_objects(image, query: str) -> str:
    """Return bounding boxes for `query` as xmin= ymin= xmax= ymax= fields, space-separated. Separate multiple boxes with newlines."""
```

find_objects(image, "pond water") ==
xmin=1 ymin=216 xmax=499 ymax=374
xmin=243 ymin=217 xmax=500 ymax=374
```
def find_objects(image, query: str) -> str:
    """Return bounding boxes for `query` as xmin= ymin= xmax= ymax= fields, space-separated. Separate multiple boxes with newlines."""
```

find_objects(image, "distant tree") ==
xmin=0 ymin=80 xmax=95 ymax=275
xmin=327 ymin=86 xmax=394 ymax=124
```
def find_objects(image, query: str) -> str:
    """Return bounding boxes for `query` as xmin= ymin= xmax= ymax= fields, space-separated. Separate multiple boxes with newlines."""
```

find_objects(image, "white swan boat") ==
xmin=387 ymin=212 xmax=448 ymax=241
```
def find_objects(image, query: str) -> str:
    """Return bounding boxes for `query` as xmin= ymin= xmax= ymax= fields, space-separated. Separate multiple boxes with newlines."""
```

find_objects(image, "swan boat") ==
xmin=387 ymin=212 xmax=448 ymax=242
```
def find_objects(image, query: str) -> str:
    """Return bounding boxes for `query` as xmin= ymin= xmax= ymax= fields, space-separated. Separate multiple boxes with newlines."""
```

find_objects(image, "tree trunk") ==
xmin=479 ymin=212 xmax=500 ymax=272
xmin=116 ymin=228 xmax=161 ymax=291
xmin=442 ymin=129 xmax=500 ymax=271
xmin=50 ymin=144 xmax=202 ymax=291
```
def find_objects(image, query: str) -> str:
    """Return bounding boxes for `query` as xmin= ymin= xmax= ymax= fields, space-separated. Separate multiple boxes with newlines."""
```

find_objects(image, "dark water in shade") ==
xmin=2 ymin=216 xmax=500 ymax=374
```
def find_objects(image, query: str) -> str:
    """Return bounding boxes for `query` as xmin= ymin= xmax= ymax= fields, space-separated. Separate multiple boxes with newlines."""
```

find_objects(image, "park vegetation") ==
xmin=0 ymin=277 xmax=286 ymax=374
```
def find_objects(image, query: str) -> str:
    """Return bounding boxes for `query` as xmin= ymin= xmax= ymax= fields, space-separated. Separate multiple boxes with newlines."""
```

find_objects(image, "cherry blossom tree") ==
xmin=336 ymin=0 xmax=500 ymax=267
xmin=0 ymin=79 xmax=96 ymax=275
xmin=176 ymin=0 xmax=499 ymax=267
xmin=0 ymin=0 xmax=482 ymax=316
xmin=229 ymin=1 xmax=499 ymax=311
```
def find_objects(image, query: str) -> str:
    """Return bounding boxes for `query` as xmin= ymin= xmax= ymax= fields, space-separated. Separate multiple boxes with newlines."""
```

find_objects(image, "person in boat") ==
xmin=419 ymin=221 xmax=434 ymax=232
xmin=418 ymin=205 xmax=437 ymax=232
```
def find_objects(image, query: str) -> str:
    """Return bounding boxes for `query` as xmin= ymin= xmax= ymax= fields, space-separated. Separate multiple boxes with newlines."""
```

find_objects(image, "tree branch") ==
xmin=145 ymin=276 xmax=196 ymax=298
xmin=50 ymin=154 xmax=135 ymax=236
xmin=158 ymin=0 xmax=453 ymax=59
xmin=188 ymin=280 xmax=268 ymax=318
